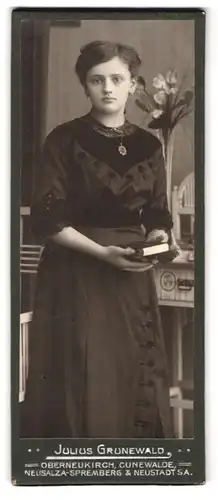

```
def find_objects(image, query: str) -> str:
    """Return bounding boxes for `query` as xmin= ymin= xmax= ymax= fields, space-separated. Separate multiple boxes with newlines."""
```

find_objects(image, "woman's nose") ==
xmin=103 ymin=79 xmax=113 ymax=94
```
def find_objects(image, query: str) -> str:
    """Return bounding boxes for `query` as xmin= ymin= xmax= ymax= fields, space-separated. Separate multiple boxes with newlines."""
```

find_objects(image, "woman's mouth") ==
xmin=102 ymin=97 xmax=116 ymax=103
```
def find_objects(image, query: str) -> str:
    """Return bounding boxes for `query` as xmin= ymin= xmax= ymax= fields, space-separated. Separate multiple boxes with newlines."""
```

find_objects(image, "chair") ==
xmin=166 ymin=172 xmax=195 ymax=437
xmin=19 ymin=312 xmax=32 ymax=402
xmin=20 ymin=206 xmax=43 ymax=275
xmin=172 ymin=172 xmax=195 ymax=241
xmin=19 ymin=207 xmax=42 ymax=401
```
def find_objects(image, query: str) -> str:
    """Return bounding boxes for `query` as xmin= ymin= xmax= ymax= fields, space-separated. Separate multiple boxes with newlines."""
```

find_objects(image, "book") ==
xmin=125 ymin=241 xmax=170 ymax=261
xmin=137 ymin=241 xmax=170 ymax=257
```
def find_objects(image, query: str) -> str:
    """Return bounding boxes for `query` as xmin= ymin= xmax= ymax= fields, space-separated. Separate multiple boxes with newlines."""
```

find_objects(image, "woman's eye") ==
xmin=90 ymin=77 xmax=102 ymax=85
xmin=112 ymin=76 xmax=123 ymax=84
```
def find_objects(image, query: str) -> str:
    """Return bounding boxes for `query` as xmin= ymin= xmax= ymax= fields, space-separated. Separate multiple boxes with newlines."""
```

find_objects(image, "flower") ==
xmin=166 ymin=70 xmax=178 ymax=85
xmin=153 ymin=74 xmax=168 ymax=90
xmin=168 ymin=87 xmax=178 ymax=95
xmin=153 ymin=91 xmax=167 ymax=106
xmin=134 ymin=68 xmax=194 ymax=213
xmin=152 ymin=109 xmax=164 ymax=119
xmin=135 ymin=69 xmax=194 ymax=132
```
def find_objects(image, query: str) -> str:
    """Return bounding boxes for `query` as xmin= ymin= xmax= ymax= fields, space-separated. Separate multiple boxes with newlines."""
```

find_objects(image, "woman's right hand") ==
xmin=101 ymin=245 xmax=153 ymax=272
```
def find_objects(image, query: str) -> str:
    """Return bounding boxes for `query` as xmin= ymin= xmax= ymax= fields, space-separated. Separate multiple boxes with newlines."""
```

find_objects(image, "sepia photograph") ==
xmin=11 ymin=9 xmax=205 ymax=486
xmin=19 ymin=14 xmax=195 ymax=440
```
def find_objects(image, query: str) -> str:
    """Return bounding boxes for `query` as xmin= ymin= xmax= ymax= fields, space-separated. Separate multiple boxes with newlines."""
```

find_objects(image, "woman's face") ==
xmin=85 ymin=56 xmax=136 ymax=115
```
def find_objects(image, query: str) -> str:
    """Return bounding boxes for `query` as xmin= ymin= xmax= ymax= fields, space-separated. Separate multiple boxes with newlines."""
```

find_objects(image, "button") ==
xmin=93 ymin=160 xmax=101 ymax=168
xmin=155 ymin=368 xmax=166 ymax=378
xmin=136 ymin=400 xmax=144 ymax=406
xmin=147 ymin=360 xmax=155 ymax=368
xmin=139 ymin=305 xmax=149 ymax=312
xmin=77 ymin=151 xmax=87 ymax=160
xmin=138 ymin=164 xmax=145 ymax=173
xmin=147 ymin=380 xmax=155 ymax=387
xmin=147 ymin=319 xmax=153 ymax=327
xmin=144 ymin=400 xmax=151 ymax=407
xmin=146 ymin=341 xmax=155 ymax=349
xmin=136 ymin=399 xmax=150 ymax=407
xmin=108 ymin=171 xmax=116 ymax=179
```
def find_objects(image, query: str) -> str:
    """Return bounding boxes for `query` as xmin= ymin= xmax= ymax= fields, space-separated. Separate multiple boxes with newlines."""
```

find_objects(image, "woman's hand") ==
xmin=146 ymin=229 xmax=169 ymax=243
xmin=146 ymin=229 xmax=180 ymax=263
xmin=102 ymin=246 xmax=153 ymax=272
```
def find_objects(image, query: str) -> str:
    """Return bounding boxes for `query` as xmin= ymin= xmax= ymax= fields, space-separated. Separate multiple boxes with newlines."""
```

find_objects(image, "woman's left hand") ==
xmin=146 ymin=229 xmax=169 ymax=244
xmin=145 ymin=229 xmax=180 ymax=263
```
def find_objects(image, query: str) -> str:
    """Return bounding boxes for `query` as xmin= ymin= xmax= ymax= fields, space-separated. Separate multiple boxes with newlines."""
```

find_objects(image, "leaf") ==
xmin=171 ymin=107 xmax=194 ymax=128
xmin=173 ymin=72 xmax=192 ymax=107
xmin=173 ymin=97 xmax=187 ymax=109
xmin=137 ymin=75 xmax=147 ymax=92
xmin=135 ymin=98 xmax=151 ymax=114
xmin=184 ymin=90 xmax=194 ymax=106
xmin=148 ymin=113 xmax=169 ymax=129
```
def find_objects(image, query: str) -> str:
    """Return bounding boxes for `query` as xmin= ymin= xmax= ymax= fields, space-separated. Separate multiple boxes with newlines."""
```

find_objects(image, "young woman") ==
xmin=20 ymin=41 xmax=175 ymax=438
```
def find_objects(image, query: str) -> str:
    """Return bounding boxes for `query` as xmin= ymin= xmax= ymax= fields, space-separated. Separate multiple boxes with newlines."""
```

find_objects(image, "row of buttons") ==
xmin=133 ymin=306 xmax=157 ymax=435
xmin=42 ymin=192 xmax=65 ymax=213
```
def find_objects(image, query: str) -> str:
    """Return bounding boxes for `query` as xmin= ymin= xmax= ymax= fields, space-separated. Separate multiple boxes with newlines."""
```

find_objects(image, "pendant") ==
xmin=118 ymin=144 xmax=127 ymax=156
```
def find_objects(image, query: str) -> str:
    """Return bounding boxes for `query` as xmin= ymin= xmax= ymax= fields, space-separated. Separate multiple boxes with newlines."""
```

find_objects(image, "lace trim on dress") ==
xmin=81 ymin=112 xmax=137 ymax=138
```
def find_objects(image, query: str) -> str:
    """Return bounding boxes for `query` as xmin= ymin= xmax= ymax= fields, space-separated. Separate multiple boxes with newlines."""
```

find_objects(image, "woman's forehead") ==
xmin=87 ymin=56 xmax=130 ymax=77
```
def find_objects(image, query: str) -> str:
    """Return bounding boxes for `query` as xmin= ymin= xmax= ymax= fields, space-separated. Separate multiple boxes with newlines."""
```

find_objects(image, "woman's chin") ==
xmin=94 ymin=103 xmax=121 ymax=114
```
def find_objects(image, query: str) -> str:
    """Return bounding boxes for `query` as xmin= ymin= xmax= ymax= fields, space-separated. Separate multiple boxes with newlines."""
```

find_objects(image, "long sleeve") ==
xmin=31 ymin=127 xmax=70 ymax=243
xmin=141 ymin=143 xmax=173 ymax=233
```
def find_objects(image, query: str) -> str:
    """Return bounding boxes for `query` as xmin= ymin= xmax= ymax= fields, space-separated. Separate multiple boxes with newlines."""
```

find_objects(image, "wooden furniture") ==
xmin=20 ymin=206 xmax=41 ymax=275
xmin=154 ymin=259 xmax=194 ymax=438
xmin=154 ymin=171 xmax=195 ymax=438
xmin=19 ymin=312 xmax=32 ymax=403
xmin=172 ymin=172 xmax=195 ymax=241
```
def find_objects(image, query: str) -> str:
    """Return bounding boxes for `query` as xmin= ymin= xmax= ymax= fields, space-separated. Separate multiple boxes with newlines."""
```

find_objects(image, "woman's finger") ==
xmin=123 ymin=266 xmax=153 ymax=272
xmin=123 ymin=262 xmax=153 ymax=271
xmin=122 ymin=260 xmax=151 ymax=269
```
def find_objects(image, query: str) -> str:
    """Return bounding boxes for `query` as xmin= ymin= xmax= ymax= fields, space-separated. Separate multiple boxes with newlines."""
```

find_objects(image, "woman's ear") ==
xmin=84 ymin=84 xmax=90 ymax=98
xmin=129 ymin=78 xmax=137 ymax=96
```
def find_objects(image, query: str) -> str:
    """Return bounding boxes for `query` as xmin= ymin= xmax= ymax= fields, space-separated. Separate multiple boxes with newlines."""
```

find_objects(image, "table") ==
xmin=154 ymin=253 xmax=194 ymax=438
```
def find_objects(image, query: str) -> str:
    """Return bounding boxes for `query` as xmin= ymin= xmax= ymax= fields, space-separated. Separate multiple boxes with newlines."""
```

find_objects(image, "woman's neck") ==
xmin=90 ymin=108 xmax=126 ymax=128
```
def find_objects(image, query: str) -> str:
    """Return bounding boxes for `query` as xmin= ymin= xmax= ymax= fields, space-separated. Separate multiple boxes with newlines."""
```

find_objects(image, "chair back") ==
xmin=172 ymin=172 xmax=195 ymax=241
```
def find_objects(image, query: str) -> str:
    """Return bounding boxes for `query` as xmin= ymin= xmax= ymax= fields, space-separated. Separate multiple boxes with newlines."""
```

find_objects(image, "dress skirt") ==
xmin=20 ymin=243 xmax=173 ymax=438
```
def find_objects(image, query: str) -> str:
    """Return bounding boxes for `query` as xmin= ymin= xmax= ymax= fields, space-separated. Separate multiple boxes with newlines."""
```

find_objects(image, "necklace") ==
xmin=115 ymin=133 xmax=127 ymax=156
xmin=83 ymin=113 xmax=137 ymax=156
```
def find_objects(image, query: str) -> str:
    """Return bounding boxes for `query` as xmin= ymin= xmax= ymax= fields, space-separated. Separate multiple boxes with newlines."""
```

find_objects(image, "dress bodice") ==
xmin=31 ymin=114 xmax=173 ymax=242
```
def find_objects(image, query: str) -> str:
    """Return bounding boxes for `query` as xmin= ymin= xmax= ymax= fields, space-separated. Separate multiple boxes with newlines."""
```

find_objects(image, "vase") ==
xmin=156 ymin=128 xmax=180 ymax=255
xmin=157 ymin=128 xmax=175 ymax=211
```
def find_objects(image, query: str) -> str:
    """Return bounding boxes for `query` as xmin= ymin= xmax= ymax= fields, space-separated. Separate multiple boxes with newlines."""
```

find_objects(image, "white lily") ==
xmin=154 ymin=90 xmax=167 ymax=105
xmin=168 ymin=87 xmax=178 ymax=94
xmin=153 ymin=74 xmax=168 ymax=91
xmin=152 ymin=109 xmax=164 ymax=119
xmin=166 ymin=70 xmax=178 ymax=85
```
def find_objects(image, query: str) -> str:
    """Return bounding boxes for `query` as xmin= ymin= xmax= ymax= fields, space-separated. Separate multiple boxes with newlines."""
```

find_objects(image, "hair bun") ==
xmin=80 ymin=41 xmax=105 ymax=54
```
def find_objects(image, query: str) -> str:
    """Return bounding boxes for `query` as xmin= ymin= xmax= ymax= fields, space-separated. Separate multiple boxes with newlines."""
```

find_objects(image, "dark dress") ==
xmin=20 ymin=113 xmax=173 ymax=438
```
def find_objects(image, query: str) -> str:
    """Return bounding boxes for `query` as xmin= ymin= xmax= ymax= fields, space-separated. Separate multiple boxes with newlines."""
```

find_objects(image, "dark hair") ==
xmin=75 ymin=40 xmax=141 ymax=87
